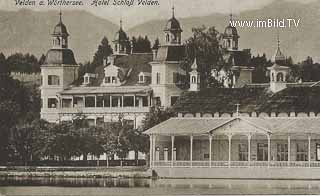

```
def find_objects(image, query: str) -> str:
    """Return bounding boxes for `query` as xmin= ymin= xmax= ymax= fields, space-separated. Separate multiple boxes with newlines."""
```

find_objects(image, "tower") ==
xmin=268 ymin=35 xmax=290 ymax=93
xmin=40 ymin=12 xmax=79 ymax=122
xmin=150 ymin=7 xmax=186 ymax=107
xmin=189 ymin=58 xmax=200 ymax=91
xmin=113 ymin=19 xmax=130 ymax=55
xmin=164 ymin=6 xmax=183 ymax=45
xmin=221 ymin=14 xmax=239 ymax=51
xmin=52 ymin=11 xmax=69 ymax=49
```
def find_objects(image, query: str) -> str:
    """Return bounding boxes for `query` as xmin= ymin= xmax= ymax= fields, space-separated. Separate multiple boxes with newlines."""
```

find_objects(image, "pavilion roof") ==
xmin=145 ymin=117 xmax=320 ymax=136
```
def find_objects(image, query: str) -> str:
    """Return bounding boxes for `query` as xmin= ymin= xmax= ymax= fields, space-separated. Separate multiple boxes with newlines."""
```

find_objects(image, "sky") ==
xmin=0 ymin=0 xmax=317 ymax=27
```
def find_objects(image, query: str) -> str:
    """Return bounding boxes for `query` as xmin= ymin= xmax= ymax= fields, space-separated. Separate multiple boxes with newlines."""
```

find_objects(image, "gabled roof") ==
xmin=145 ymin=117 xmax=320 ymax=136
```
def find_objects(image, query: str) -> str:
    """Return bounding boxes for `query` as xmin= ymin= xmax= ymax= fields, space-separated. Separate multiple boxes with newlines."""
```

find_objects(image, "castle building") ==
xmin=40 ymin=9 xmax=186 ymax=128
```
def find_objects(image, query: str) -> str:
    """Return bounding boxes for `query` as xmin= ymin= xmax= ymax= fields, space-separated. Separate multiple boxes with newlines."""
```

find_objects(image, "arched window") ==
xmin=271 ymin=73 xmax=275 ymax=82
xmin=277 ymin=73 xmax=284 ymax=82
xmin=227 ymin=40 xmax=231 ymax=48
xmin=192 ymin=76 xmax=196 ymax=83
xmin=57 ymin=38 xmax=60 ymax=46
xmin=166 ymin=34 xmax=170 ymax=42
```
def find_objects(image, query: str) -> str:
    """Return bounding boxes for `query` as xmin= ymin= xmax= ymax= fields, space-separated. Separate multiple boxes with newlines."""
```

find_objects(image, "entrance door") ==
xmin=257 ymin=143 xmax=268 ymax=161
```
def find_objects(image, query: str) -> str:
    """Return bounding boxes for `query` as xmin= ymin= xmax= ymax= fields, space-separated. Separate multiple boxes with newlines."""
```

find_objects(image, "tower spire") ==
xmin=120 ymin=18 xmax=123 ymax=29
xmin=59 ymin=10 xmax=62 ymax=23
xmin=172 ymin=5 xmax=175 ymax=18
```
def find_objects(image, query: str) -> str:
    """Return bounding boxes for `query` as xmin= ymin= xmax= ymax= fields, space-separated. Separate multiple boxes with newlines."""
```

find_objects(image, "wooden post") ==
xmin=268 ymin=134 xmax=271 ymax=168
xmin=248 ymin=134 xmax=251 ymax=165
xmin=171 ymin=135 xmax=175 ymax=168
xmin=228 ymin=134 xmax=232 ymax=168
xmin=209 ymin=135 xmax=212 ymax=168
xmin=149 ymin=135 xmax=153 ymax=168
xmin=308 ymin=135 xmax=311 ymax=168
xmin=190 ymin=135 xmax=193 ymax=167
xmin=288 ymin=135 xmax=291 ymax=167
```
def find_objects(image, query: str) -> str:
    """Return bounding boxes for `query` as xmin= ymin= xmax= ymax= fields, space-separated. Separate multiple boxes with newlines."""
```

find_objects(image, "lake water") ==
xmin=0 ymin=177 xmax=320 ymax=195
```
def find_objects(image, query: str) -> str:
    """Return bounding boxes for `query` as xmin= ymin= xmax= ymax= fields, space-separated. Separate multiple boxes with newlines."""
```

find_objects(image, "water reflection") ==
xmin=1 ymin=177 xmax=320 ymax=195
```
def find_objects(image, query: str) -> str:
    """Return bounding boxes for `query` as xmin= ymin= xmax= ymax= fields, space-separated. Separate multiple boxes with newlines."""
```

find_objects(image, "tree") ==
xmin=91 ymin=37 xmax=113 ymax=71
xmin=38 ymin=54 xmax=46 ymax=65
xmin=250 ymin=54 xmax=272 ymax=83
xmin=0 ymin=75 xmax=30 ymax=162
xmin=152 ymin=38 xmax=160 ymax=50
xmin=184 ymin=26 xmax=223 ymax=88
xmin=131 ymin=36 xmax=152 ymax=53
xmin=6 ymin=53 xmax=40 ymax=73
xmin=0 ymin=53 xmax=9 ymax=75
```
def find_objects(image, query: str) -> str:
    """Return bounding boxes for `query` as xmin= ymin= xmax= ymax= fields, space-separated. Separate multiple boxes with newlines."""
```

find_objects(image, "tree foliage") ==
xmin=91 ymin=37 xmax=113 ymax=70
xmin=7 ymin=53 xmax=40 ymax=73
xmin=131 ymin=36 xmax=152 ymax=53
xmin=184 ymin=26 xmax=224 ymax=88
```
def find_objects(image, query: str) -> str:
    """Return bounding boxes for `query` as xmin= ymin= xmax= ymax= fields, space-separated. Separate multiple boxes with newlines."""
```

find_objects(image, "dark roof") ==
xmin=53 ymin=22 xmax=69 ymax=37
xmin=173 ymin=87 xmax=320 ymax=114
xmin=165 ymin=16 xmax=182 ymax=32
xmin=73 ymin=53 xmax=152 ymax=86
xmin=43 ymin=49 xmax=77 ymax=65
xmin=224 ymin=25 xmax=239 ymax=37
xmin=154 ymin=45 xmax=185 ymax=62
xmin=114 ymin=28 xmax=129 ymax=42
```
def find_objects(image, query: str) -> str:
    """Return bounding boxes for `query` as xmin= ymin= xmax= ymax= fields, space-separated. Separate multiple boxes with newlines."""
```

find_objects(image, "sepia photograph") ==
xmin=1 ymin=0 xmax=320 ymax=195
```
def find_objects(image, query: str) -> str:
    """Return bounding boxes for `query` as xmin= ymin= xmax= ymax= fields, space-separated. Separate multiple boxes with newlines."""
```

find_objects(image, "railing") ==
xmin=153 ymin=161 xmax=320 ymax=168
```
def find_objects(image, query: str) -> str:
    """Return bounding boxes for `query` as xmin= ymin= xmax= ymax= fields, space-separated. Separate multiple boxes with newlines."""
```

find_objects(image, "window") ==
xmin=166 ymin=34 xmax=170 ymax=42
xmin=105 ymin=77 xmax=111 ymax=83
xmin=96 ymin=96 xmax=104 ymax=107
xmin=171 ymin=96 xmax=179 ymax=106
xmin=296 ymin=143 xmax=308 ymax=161
xmin=156 ymin=73 xmax=160 ymax=84
xmin=277 ymin=73 xmax=284 ymax=82
xmin=239 ymin=143 xmax=248 ymax=161
xmin=73 ymin=97 xmax=84 ymax=108
xmin=192 ymin=76 xmax=196 ymax=83
xmin=112 ymin=96 xmax=122 ymax=107
xmin=112 ymin=76 xmax=117 ymax=84
xmin=48 ymin=98 xmax=58 ymax=109
xmin=139 ymin=75 xmax=144 ymax=83
xmin=62 ymin=99 xmax=72 ymax=108
xmin=154 ymin=97 xmax=161 ymax=106
xmin=173 ymin=73 xmax=178 ymax=83
xmin=103 ymin=95 xmax=110 ymax=107
xmin=277 ymin=143 xmax=288 ymax=161
xmin=48 ymin=75 xmax=60 ymax=85
xmin=84 ymin=76 xmax=89 ymax=84
xmin=123 ymin=96 xmax=134 ymax=107
xmin=85 ymin=96 xmax=95 ymax=108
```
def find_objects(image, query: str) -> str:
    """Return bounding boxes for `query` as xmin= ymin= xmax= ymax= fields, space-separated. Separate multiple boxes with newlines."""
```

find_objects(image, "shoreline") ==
xmin=0 ymin=166 xmax=152 ymax=179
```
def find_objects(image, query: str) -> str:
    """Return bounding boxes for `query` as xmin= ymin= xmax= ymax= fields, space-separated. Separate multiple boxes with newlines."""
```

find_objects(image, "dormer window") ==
xmin=83 ymin=73 xmax=97 ymax=86
xmin=138 ymin=72 xmax=151 ymax=84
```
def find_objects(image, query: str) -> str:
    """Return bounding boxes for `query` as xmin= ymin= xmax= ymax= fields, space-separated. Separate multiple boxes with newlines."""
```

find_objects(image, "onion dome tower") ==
xmin=113 ymin=19 xmax=130 ymax=55
xmin=164 ymin=6 xmax=183 ymax=45
xmin=221 ymin=14 xmax=240 ymax=51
